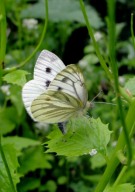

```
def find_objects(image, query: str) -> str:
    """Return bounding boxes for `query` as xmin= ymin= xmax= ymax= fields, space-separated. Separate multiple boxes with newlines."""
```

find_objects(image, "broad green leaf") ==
xmin=3 ymin=70 xmax=29 ymax=86
xmin=104 ymin=183 xmax=135 ymax=192
xmin=0 ymin=107 xmax=17 ymax=135
xmin=18 ymin=146 xmax=52 ymax=174
xmin=0 ymin=144 xmax=20 ymax=192
xmin=125 ymin=77 xmax=135 ymax=95
xmin=45 ymin=117 xmax=111 ymax=157
xmin=21 ymin=0 xmax=103 ymax=29
xmin=2 ymin=136 xmax=40 ymax=151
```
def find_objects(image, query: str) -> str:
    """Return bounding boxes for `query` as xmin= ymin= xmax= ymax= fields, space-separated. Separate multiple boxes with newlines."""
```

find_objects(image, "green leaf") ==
xmin=0 ymin=144 xmax=21 ymax=192
xmin=21 ymin=0 xmax=103 ymax=29
xmin=2 ymin=136 xmax=40 ymax=152
xmin=3 ymin=70 xmax=29 ymax=86
xmin=45 ymin=117 xmax=111 ymax=157
xmin=104 ymin=183 xmax=135 ymax=192
xmin=0 ymin=107 xmax=17 ymax=135
xmin=125 ymin=77 xmax=135 ymax=96
xmin=18 ymin=146 xmax=52 ymax=174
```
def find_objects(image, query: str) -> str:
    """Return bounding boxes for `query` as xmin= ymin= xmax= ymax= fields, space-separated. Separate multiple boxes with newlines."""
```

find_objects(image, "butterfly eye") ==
xmin=46 ymin=80 xmax=51 ymax=87
xmin=45 ymin=67 xmax=51 ymax=73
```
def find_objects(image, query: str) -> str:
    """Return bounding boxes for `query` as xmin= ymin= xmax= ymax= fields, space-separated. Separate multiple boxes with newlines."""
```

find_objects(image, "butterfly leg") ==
xmin=57 ymin=122 xmax=67 ymax=134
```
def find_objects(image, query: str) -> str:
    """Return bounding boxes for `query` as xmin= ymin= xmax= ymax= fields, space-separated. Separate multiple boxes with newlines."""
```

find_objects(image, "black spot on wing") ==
xmin=58 ymin=87 xmax=62 ymax=91
xmin=45 ymin=67 xmax=51 ymax=73
xmin=46 ymin=80 xmax=51 ymax=87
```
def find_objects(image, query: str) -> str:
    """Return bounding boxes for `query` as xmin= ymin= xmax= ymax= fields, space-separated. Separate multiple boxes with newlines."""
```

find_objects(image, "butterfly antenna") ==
xmin=89 ymin=90 xmax=103 ymax=105
xmin=88 ymin=90 xmax=117 ymax=107
xmin=94 ymin=101 xmax=117 ymax=106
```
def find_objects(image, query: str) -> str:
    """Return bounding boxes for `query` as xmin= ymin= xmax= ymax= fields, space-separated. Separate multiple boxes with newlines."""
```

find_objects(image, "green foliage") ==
xmin=2 ymin=136 xmax=40 ymax=151
xmin=45 ymin=117 xmax=111 ymax=157
xmin=21 ymin=0 xmax=103 ymax=29
xmin=0 ymin=144 xmax=20 ymax=192
xmin=104 ymin=183 xmax=135 ymax=192
xmin=1 ymin=0 xmax=135 ymax=192
xmin=3 ymin=70 xmax=29 ymax=86
xmin=18 ymin=146 xmax=52 ymax=174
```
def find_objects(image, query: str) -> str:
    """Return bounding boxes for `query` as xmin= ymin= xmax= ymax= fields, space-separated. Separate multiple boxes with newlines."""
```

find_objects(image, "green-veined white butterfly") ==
xmin=22 ymin=50 xmax=88 ymax=134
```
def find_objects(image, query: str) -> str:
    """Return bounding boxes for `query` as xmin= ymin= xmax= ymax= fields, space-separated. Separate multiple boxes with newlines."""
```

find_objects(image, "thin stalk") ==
xmin=0 ymin=0 xmax=6 ymax=85
xmin=0 ymin=0 xmax=6 ymax=66
xmin=107 ymin=0 xmax=132 ymax=165
xmin=79 ymin=0 xmax=113 ymax=80
xmin=79 ymin=0 xmax=132 ymax=105
xmin=3 ymin=0 xmax=48 ymax=74
xmin=131 ymin=13 xmax=135 ymax=51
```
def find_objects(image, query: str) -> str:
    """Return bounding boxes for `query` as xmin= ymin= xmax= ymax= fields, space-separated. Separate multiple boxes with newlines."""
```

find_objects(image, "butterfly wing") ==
xmin=31 ymin=90 xmax=83 ymax=123
xmin=48 ymin=64 xmax=88 ymax=107
xmin=34 ymin=50 xmax=65 ymax=85
xmin=22 ymin=50 xmax=65 ymax=118
xmin=31 ymin=64 xmax=88 ymax=123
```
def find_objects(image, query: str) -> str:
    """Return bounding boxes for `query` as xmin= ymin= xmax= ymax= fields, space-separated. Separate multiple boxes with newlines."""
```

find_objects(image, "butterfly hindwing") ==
xmin=31 ymin=90 xmax=83 ymax=123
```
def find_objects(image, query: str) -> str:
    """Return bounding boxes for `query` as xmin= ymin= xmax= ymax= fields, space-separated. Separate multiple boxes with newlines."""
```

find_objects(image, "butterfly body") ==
xmin=22 ymin=50 xmax=88 ymax=133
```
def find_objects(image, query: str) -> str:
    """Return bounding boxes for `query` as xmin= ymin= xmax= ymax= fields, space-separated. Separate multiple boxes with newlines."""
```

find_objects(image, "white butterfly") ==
xmin=22 ymin=50 xmax=88 ymax=133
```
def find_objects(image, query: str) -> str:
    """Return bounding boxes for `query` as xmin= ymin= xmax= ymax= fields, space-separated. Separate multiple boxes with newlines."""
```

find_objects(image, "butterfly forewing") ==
xmin=48 ymin=64 xmax=88 ymax=107
xmin=34 ymin=50 xmax=65 ymax=83
xmin=22 ymin=50 xmax=65 ymax=119
xmin=31 ymin=90 xmax=83 ymax=123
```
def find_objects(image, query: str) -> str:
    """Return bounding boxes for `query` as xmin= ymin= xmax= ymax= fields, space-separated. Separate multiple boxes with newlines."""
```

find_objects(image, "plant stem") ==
xmin=107 ymin=0 xmax=132 ymax=165
xmin=0 ymin=0 xmax=6 ymax=85
xmin=0 ymin=136 xmax=17 ymax=192
xmin=3 ymin=0 xmax=48 ymax=74
xmin=131 ymin=13 xmax=135 ymax=51
xmin=0 ymin=0 xmax=6 ymax=66
xmin=79 ymin=0 xmax=113 ymax=80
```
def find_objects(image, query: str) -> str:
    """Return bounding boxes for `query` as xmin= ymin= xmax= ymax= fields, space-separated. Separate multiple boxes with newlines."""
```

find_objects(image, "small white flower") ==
xmin=1 ymin=85 xmax=10 ymax=95
xmin=89 ymin=149 xmax=97 ymax=156
xmin=94 ymin=32 xmax=102 ymax=41
xmin=78 ymin=59 xmax=87 ymax=68
xmin=23 ymin=18 xmax=38 ymax=30
xmin=119 ymin=76 xmax=125 ymax=85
